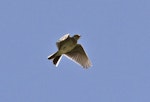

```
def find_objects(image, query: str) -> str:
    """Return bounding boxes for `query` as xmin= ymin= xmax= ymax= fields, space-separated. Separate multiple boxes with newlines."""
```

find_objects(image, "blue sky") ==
xmin=1 ymin=0 xmax=150 ymax=102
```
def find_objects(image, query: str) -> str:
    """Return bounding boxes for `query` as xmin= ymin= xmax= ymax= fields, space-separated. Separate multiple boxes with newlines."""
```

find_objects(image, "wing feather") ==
xmin=65 ymin=44 xmax=92 ymax=68
xmin=56 ymin=34 xmax=70 ymax=48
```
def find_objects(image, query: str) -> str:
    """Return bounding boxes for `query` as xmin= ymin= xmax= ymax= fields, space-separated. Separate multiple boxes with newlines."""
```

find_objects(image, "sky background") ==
xmin=0 ymin=0 xmax=150 ymax=102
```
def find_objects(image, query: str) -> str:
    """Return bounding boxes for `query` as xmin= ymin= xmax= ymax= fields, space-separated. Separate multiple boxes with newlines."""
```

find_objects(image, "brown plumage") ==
xmin=48 ymin=34 xmax=92 ymax=68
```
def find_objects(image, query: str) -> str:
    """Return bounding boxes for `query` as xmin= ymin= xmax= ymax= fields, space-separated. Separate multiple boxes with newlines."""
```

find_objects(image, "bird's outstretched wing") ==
xmin=56 ymin=34 xmax=70 ymax=48
xmin=58 ymin=34 xmax=70 ymax=41
xmin=65 ymin=44 xmax=92 ymax=68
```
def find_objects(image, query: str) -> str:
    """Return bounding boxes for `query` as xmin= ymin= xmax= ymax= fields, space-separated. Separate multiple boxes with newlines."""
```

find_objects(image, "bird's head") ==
xmin=73 ymin=34 xmax=81 ymax=40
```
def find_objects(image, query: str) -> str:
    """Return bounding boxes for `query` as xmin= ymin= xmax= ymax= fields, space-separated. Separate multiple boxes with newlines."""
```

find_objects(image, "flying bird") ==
xmin=48 ymin=34 xmax=92 ymax=68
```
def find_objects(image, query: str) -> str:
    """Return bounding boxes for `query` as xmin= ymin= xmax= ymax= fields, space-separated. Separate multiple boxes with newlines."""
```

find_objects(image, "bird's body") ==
xmin=56 ymin=35 xmax=77 ymax=55
xmin=48 ymin=34 xmax=92 ymax=68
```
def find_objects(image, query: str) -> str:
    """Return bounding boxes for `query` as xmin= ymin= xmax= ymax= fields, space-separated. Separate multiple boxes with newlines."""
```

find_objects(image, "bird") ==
xmin=48 ymin=34 xmax=92 ymax=68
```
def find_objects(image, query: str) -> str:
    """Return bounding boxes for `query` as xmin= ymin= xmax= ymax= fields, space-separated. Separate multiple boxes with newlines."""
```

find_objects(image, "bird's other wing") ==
xmin=65 ymin=44 xmax=92 ymax=68
xmin=58 ymin=34 xmax=70 ymax=41
xmin=56 ymin=34 xmax=70 ymax=48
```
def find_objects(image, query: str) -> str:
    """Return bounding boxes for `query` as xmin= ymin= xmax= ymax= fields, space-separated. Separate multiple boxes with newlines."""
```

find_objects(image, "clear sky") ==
xmin=0 ymin=0 xmax=150 ymax=102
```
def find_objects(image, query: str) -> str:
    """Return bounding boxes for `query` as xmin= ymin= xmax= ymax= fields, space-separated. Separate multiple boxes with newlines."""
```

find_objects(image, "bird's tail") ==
xmin=48 ymin=52 xmax=62 ymax=67
xmin=48 ymin=52 xmax=58 ymax=60
xmin=53 ymin=55 xmax=61 ymax=66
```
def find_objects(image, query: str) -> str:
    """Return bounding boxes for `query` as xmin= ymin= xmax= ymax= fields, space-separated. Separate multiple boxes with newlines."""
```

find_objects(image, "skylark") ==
xmin=48 ymin=34 xmax=92 ymax=68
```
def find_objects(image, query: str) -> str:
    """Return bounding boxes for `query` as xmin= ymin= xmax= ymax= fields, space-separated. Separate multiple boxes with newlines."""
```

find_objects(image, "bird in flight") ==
xmin=48 ymin=34 xmax=92 ymax=68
